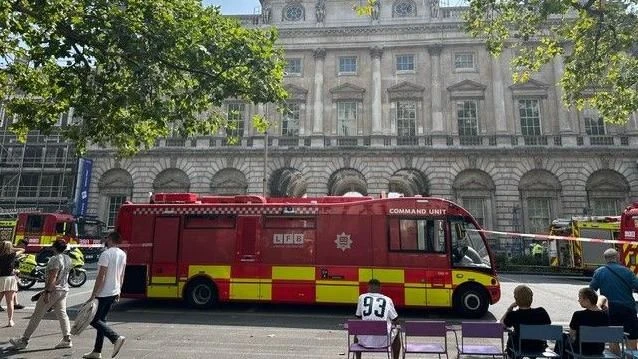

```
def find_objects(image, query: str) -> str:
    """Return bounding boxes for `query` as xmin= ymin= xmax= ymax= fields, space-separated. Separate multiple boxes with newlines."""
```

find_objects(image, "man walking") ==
xmin=590 ymin=248 xmax=638 ymax=353
xmin=354 ymin=279 xmax=401 ymax=359
xmin=10 ymin=239 xmax=72 ymax=350
xmin=83 ymin=231 xmax=127 ymax=359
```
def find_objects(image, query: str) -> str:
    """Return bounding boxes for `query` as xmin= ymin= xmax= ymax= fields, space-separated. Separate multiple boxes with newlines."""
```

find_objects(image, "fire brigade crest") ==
xmin=335 ymin=232 xmax=352 ymax=252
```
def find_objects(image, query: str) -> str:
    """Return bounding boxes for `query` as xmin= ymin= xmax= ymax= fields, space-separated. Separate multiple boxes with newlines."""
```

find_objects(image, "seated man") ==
xmin=501 ymin=285 xmax=551 ymax=356
xmin=565 ymin=287 xmax=608 ymax=356
xmin=354 ymin=279 xmax=401 ymax=359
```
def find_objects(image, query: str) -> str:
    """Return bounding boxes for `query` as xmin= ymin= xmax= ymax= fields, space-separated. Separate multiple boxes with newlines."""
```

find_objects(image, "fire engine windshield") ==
xmin=76 ymin=221 xmax=103 ymax=239
xmin=450 ymin=217 xmax=491 ymax=268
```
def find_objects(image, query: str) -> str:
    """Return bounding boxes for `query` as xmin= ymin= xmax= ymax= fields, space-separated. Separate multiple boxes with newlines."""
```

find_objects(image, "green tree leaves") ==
xmin=1 ymin=0 xmax=287 ymax=155
xmin=464 ymin=0 xmax=638 ymax=125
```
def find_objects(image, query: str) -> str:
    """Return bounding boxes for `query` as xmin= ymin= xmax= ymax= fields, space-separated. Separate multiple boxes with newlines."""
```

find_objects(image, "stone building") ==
xmin=86 ymin=0 xmax=638 ymax=238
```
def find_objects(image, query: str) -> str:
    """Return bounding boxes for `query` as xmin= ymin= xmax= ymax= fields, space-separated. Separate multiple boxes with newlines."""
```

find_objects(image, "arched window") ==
xmin=282 ymin=3 xmax=305 ymax=21
xmin=519 ymin=170 xmax=562 ymax=233
xmin=269 ymin=168 xmax=307 ymax=197
xmin=393 ymin=0 xmax=417 ymax=17
xmin=153 ymin=168 xmax=190 ymax=193
xmin=98 ymin=169 xmax=133 ymax=228
xmin=586 ymin=170 xmax=629 ymax=215
xmin=328 ymin=168 xmax=367 ymax=196
xmin=211 ymin=168 xmax=248 ymax=195
xmin=388 ymin=169 xmax=428 ymax=197
xmin=453 ymin=169 xmax=495 ymax=228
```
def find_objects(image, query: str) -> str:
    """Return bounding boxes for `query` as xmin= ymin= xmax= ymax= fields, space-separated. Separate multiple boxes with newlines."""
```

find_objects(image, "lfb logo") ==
xmin=335 ymin=232 xmax=352 ymax=252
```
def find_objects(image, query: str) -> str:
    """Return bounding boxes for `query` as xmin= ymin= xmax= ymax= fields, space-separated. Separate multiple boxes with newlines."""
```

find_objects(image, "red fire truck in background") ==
xmin=620 ymin=202 xmax=638 ymax=273
xmin=117 ymin=193 xmax=500 ymax=317
xmin=13 ymin=212 xmax=106 ymax=262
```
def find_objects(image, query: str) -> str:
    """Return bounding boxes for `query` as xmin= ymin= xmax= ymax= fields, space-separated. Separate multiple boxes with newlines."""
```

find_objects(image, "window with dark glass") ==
xmin=519 ymin=99 xmax=541 ymax=136
xmin=390 ymin=218 xmax=446 ymax=253
xmin=457 ymin=101 xmax=479 ymax=136
xmin=25 ymin=215 xmax=44 ymax=233
xmin=282 ymin=103 xmax=300 ymax=136
xmin=284 ymin=58 xmax=302 ymax=75
xmin=226 ymin=103 xmax=245 ymax=138
xmin=396 ymin=101 xmax=416 ymax=137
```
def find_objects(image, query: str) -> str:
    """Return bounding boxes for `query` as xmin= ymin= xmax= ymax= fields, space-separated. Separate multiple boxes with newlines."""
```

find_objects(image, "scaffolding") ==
xmin=0 ymin=108 xmax=77 ymax=214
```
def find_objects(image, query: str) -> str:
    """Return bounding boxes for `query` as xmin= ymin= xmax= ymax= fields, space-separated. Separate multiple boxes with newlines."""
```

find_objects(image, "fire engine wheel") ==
xmin=185 ymin=279 xmax=218 ymax=309
xmin=68 ymin=269 xmax=87 ymax=287
xmin=17 ymin=277 xmax=36 ymax=290
xmin=453 ymin=284 xmax=489 ymax=318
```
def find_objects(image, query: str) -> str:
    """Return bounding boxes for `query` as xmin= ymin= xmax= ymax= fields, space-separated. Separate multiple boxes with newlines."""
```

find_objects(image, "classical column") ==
xmin=312 ymin=48 xmax=326 ymax=135
xmin=552 ymin=55 xmax=576 ymax=133
xmin=491 ymin=55 xmax=508 ymax=133
xmin=428 ymin=45 xmax=443 ymax=133
xmin=370 ymin=46 xmax=384 ymax=135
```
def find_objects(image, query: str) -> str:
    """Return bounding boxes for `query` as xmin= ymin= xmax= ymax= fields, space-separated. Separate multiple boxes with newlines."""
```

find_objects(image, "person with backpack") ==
xmin=590 ymin=248 xmax=638 ymax=354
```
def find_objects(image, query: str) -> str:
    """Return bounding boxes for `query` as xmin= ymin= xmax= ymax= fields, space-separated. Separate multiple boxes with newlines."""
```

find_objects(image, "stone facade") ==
xmin=87 ymin=0 xmax=638 ymax=235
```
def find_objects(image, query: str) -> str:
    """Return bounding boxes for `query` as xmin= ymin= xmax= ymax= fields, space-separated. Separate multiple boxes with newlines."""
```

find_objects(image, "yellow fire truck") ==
xmin=548 ymin=216 xmax=619 ymax=273
xmin=0 ymin=219 xmax=17 ymax=242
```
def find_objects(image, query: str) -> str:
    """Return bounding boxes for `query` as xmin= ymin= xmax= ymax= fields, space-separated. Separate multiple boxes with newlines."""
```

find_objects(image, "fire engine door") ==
xmin=237 ymin=216 xmax=260 ymax=261
xmin=151 ymin=216 xmax=180 ymax=284
xmin=231 ymin=216 xmax=266 ymax=300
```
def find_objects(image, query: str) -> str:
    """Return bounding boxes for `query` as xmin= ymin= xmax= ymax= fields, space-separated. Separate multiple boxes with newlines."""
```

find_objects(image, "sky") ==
xmin=203 ymin=0 xmax=261 ymax=14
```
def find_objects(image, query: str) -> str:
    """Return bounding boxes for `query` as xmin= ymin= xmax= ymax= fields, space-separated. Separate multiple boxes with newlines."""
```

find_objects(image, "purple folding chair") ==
xmin=346 ymin=319 xmax=392 ymax=359
xmin=402 ymin=321 xmax=448 ymax=359
xmin=454 ymin=322 xmax=505 ymax=359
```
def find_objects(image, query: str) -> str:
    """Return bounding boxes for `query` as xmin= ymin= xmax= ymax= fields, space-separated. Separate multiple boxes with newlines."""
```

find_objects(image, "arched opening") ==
xmin=98 ymin=168 xmax=133 ymax=228
xmin=328 ymin=168 xmax=368 ymax=196
xmin=269 ymin=167 xmax=307 ymax=197
xmin=210 ymin=168 xmax=248 ymax=195
xmin=153 ymin=168 xmax=190 ymax=193
xmin=586 ymin=169 xmax=630 ymax=215
xmin=388 ymin=168 xmax=428 ymax=197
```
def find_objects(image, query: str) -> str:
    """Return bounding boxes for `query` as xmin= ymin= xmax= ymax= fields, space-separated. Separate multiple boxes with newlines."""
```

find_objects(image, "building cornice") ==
xmin=275 ymin=22 xmax=465 ymax=38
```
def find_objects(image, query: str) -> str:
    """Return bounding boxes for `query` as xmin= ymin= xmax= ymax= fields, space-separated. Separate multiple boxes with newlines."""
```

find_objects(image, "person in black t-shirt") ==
xmin=501 ymin=285 xmax=552 ymax=356
xmin=566 ymin=287 xmax=609 ymax=356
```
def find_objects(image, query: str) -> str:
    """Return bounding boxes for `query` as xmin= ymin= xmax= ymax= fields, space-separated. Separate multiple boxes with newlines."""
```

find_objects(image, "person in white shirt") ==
xmin=354 ymin=279 xmax=401 ymax=359
xmin=82 ymin=231 xmax=127 ymax=359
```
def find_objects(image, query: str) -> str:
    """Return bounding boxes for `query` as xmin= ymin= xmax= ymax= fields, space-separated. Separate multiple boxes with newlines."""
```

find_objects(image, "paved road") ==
xmin=0 ymin=273 xmax=627 ymax=359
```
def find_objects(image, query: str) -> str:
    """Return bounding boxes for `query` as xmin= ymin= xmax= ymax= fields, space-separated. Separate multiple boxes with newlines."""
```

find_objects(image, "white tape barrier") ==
xmin=467 ymin=228 xmax=636 ymax=245
xmin=22 ymin=243 xmax=153 ymax=248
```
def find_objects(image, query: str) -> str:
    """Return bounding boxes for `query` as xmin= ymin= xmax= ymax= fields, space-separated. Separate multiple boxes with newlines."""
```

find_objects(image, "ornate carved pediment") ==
xmin=329 ymin=83 xmax=366 ymax=101
xmin=509 ymin=79 xmax=549 ymax=98
xmin=387 ymin=81 xmax=425 ymax=101
xmin=285 ymin=84 xmax=308 ymax=101
xmin=447 ymin=80 xmax=487 ymax=99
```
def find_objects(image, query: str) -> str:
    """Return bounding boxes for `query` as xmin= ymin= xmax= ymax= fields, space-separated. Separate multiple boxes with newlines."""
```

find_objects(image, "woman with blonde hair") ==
xmin=0 ymin=241 xmax=24 ymax=327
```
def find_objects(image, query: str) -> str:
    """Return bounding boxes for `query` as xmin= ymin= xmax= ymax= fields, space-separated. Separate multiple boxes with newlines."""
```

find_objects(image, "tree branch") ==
xmin=72 ymin=44 xmax=91 ymax=68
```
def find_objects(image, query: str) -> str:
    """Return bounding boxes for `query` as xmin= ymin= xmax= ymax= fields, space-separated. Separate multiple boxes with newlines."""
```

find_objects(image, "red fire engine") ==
xmin=620 ymin=202 xmax=638 ymax=273
xmin=117 ymin=193 xmax=501 ymax=317
xmin=14 ymin=212 xmax=106 ymax=261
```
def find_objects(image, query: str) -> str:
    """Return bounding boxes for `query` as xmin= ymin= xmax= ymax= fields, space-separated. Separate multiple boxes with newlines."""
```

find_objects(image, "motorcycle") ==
xmin=17 ymin=247 xmax=88 ymax=290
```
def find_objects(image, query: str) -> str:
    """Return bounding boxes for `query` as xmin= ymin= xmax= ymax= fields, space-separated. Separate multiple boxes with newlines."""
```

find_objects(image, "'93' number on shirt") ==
xmin=362 ymin=296 xmax=387 ymax=318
